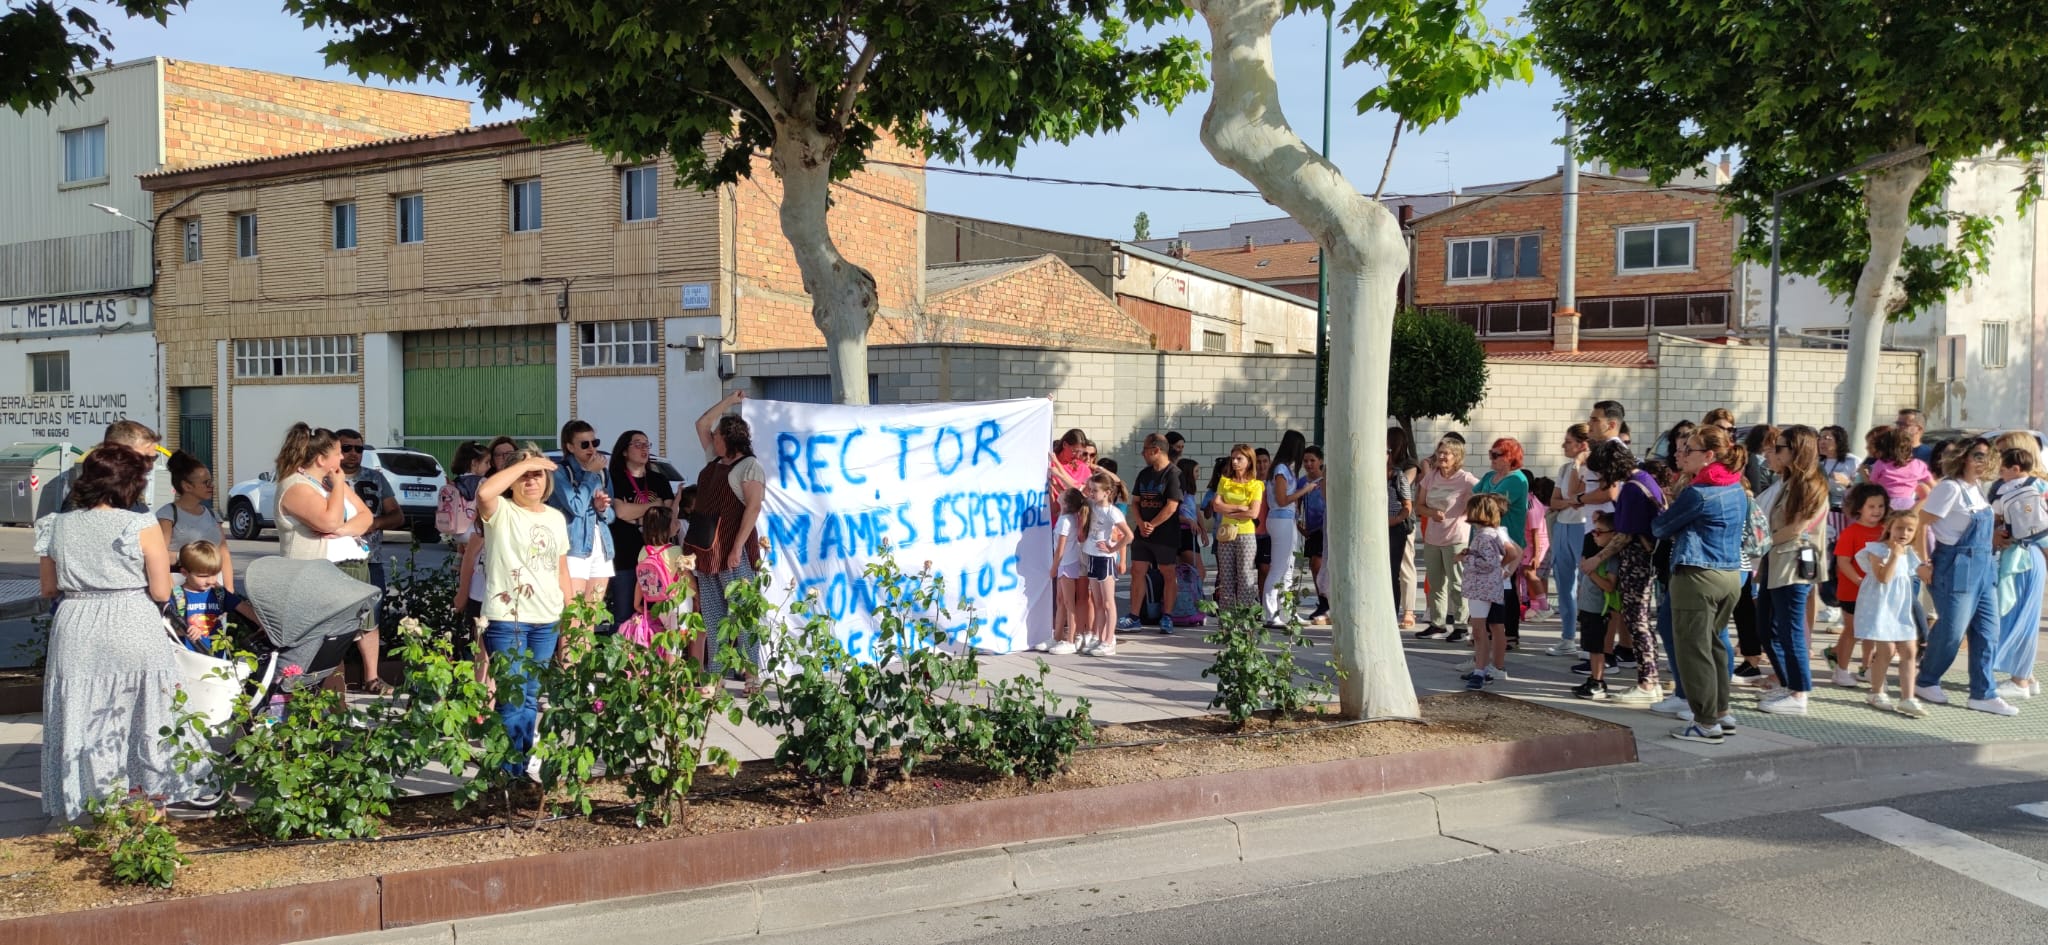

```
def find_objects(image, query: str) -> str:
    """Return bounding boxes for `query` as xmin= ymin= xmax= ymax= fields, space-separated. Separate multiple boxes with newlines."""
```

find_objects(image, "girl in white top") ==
xmin=1081 ymin=471 xmax=1133 ymax=657
xmin=1048 ymin=488 xmax=1091 ymax=656
xmin=1856 ymin=511 xmax=1929 ymax=718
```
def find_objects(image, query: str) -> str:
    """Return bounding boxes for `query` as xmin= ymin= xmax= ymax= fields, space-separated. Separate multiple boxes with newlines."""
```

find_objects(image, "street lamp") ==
xmin=90 ymin=202 xmax=154 ymax=232
xmin=1764 ymin=144 xmax=1931 ymax=424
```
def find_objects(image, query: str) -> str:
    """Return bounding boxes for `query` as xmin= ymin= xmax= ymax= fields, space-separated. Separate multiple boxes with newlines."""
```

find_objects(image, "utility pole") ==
xmin=1559 ymin=120 xmax=1579 ymax=330
xmin=1312 ymin=9 xmax=1333 ymax=446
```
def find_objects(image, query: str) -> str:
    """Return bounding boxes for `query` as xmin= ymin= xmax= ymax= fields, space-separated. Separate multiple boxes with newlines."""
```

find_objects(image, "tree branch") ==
xmin=1373 ymin=122 xmax=1403 ymax=201
xmin=721 ymin=54 xmax=786 ymax=124
xmin=836 ymin=41 xmax=882 ymax=129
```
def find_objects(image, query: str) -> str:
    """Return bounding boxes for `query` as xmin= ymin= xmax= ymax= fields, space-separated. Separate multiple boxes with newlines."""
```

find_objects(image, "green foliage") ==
xmin=1 ymin=0 xmax=185 ymax=114
xmin=283 ymin=0 xmax=1207 ymax=191
xmin=954 ymin=663 xmax=1094 ymax=783
xmin=1528 ymin=0 xmax=2048 ymax=320
xmin=69 ymin=786 xmax=189 ymax=888
xmin=1132 ymin=212 xmax=1152 ymax=241
xmin=378 ymin=544 xmax=464 ymax=640
xmin=1336 ymin=0 xmax=1537 ymax=131
xmin=15 ymin=612 xmax=49 ymax=670
xmin=1320 ymin=308 xmax=1487 ymax=428
xmin=524 ymin=590 xmax=741 ymax=826
xmin=742 ymin=558 xmax=981 ymax=788
xmin=1200 ymin=597 xmax=1328 ymax=728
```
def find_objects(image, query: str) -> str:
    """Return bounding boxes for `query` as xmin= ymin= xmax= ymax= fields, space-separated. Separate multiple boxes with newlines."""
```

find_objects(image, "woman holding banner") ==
xmin=690 ymin=390 xmax=768 ymax=690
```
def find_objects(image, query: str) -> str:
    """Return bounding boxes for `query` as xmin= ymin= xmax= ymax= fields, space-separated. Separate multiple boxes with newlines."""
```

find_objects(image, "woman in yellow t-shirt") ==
xmin=1209 ymin=444 xmax=1266 ymax=612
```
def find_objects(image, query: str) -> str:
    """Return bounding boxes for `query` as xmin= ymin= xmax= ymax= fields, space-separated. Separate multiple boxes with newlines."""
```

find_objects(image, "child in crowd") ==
xmin=1868 ymin=427 xmax=1933 ymax=511
xmin=1049 ymin=488 xmax=1091 ymax=656
xmin=1571 ymin=513 xmax=1623 ymax=700
xmin=1829 ymin=484 xmax=1890 ymax=686
xmin=171 ymin=540 xmax=260 ymax=653
xmin=1523 ymin=476 xmax=1555 ymax=619
xmin=1856 ymin=511 xmax=1930 ymax=717
xmin=630 ymin=506 xmax=699 ymax=679
xmin=1993 ymin=448 xmax=2048 ymax=543
xmin=1082 ymin=471 xmax=1132 ymax=657
xmin=1459 ymin=493 xmax=1522 ymax=689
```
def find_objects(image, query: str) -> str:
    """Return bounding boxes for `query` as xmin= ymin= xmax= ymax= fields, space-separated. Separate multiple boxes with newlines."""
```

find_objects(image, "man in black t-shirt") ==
xmin=1118 ymin=433 xmax=1184 ymax=633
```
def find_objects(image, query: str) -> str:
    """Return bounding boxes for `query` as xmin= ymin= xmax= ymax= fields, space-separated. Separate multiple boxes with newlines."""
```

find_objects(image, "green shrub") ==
xmin=955 ymin=663 xmax=1093 ymax=782
xmin=1201 ymin=597 xmax=1328 ymax=728
xmin=69 ymin=786 xmax=188 ymax=888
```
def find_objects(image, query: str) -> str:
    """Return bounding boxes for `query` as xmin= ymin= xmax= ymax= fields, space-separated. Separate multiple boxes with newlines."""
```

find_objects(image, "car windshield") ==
xmin=376 ymin=452 xmax=443 ymax=478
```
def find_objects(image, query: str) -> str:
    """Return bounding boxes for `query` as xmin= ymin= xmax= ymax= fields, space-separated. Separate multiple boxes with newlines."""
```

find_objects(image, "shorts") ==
xmin=1255 ymin=534 xmax=1273 ymax=567
xmin=1305 ymin=529 xmax=1325 ymax=558
xmin=1085 ymin=555 xmax=1114 ymax=581
xmin=1057 ymin=559 xmax=1087 ymax=580
xmin=567 ymin=543 xmax=615 ymax=581
xmin=1838 ymin=598 xmax=1857 ymax=616
xmin=1579 ymin=612 xmax=1610 ymax=653
xmin=1180 ymin=527 xmax=1197 ymax=554
xmin=1132 ymin=538 xmax=1177 ymax=566
xmin=1487 ymin=599 xmax=1519 ymax=626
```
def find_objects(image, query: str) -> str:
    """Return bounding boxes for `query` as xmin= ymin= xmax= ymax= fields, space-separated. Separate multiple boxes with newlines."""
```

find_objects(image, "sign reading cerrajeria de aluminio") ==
xmin=1 ymin=296 xmax=149 ymax=338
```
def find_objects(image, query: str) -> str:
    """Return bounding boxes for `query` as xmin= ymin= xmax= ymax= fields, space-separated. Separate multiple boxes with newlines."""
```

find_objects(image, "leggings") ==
xmin=1616 ymin=541 xmax=1660 ymax=686
xmin=699 ymin=558 xmax=759 ymax=678
xmin=1216 ymin=533 xmax=1258 ymax=611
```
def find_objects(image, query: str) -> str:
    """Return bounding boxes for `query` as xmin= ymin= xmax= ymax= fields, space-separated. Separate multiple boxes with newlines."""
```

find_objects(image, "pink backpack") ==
xmin=620 ymin=545 xmax=680 ymax=649
xmin=434 ymin=477 xmax=478 ymax=540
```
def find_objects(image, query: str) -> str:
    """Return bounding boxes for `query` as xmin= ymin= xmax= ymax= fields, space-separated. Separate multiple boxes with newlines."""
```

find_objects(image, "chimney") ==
xmin=1397 ymin=204 xmax=1415 ymax=226
xmin=1718 ymin=152 xmax=1733 ymax=182
xmin=1243 ymin=236 xmax=1255 ymax=253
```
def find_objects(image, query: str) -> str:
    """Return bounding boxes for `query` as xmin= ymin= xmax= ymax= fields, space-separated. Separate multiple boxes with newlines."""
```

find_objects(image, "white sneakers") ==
xmin=1998 ymin=681 xmax=2033 ymax=702
xmin=1047 ymin=641 xmax=1079 ymax=656
xmin=1614 ymin=686 xmax=1663 ymax=705
xmin=1649 ymin=695 xmax=1691 ymax=717
xmin=1867 ymin=690 xmax=1895 ymax=711
xmin=1914 ymin=684 xmax=1952 ymax=705
xmin=1545 ymin=641 xmax=1581 ymax=658
xmin=1967 ymin=696 xmax=2020 ymax=717
xmin=1759 ymin=692 xmax=1809 ymax=716
xmin=1082 ymin=641 xmax=1118 ymax=657
xmin=1832 ymin=669 xmax=1861 ymax=688
xmin=1896 ymin=698 xmax=1930 ymax=719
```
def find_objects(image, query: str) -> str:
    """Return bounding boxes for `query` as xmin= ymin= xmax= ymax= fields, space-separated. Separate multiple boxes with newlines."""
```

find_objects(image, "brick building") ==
xmin=1408 ymin=172 xmax=1736 ymax=354
xmin=920 ymin=256 xmax=1153 ymax=348
xmin=0 ymin=57 xmax=469 ymax=460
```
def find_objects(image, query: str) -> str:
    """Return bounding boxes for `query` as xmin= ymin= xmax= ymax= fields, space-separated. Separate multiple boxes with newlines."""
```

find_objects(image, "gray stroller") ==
xmin=240 ymin=556 xmax=382 ymax=709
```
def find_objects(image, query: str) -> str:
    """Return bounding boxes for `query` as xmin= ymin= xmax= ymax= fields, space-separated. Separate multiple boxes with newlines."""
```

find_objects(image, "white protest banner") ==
xmin=742 ymin=397 xmax=1055 ymax=659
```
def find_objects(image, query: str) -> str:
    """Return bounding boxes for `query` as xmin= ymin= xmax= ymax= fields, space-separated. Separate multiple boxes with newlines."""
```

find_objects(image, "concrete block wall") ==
xmin=733 ymin=344 xmax=1315 ymax=468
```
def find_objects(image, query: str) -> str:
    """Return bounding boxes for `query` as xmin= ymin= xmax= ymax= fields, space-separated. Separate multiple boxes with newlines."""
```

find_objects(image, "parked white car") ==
xmin=226 ymin=446 xmax=446 ymax=542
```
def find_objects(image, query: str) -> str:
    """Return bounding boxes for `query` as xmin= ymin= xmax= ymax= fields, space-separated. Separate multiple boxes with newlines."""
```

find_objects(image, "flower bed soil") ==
xmin=0 ymin=692 xmax=1615 ymax=921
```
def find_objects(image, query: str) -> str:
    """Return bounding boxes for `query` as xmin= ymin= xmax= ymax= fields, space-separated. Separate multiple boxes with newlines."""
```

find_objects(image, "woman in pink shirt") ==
xmin=1414 ymin=439 xmax=1480 ymax=642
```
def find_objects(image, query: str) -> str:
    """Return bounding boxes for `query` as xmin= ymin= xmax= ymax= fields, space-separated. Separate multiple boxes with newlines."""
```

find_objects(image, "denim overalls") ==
xmin=1917 ymin=502 xmax=1999 ymax=701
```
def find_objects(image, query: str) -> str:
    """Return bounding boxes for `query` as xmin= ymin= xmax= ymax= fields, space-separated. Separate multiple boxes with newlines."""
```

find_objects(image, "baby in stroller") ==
xmin=168 ymin=541 xmax=262 ymax=653
xmin=237 ymin=556 xmax=383 ymax=708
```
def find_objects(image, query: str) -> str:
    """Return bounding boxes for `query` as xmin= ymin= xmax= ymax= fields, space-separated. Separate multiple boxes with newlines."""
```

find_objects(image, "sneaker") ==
xmin=1967 ymin=696 xmax=2020 ymax=717
xmin=1734 ymin=662 xmax=1764 ymax=679
xmin=1614 ymin=651 xmax=1639 ymax=668
xmin=1545 ymin=640 xmax=1580 ymax=657
xmin=1759 ymin=693 xmax=1809 ymax=716
xmin=1650 ymin=695 xmax=1691 ymax=716
xmin=1085 ymin=642 xmax=1119 ymax=658
xmin=2031 ymin=679 xmax=2042 ymax=698
xmin=1571 ymin=679 xmax=1611 ymax=701
xmin=1717 ymin=714 xmax=1737 ymax=733
xmin=1998 ymin=681 xmax=2032 ymax=702
xmin=1615 ymin=686 xmax=1662 ymax=705
xmin=1757 ymin=686 xmax=1791 ymax=704
xmin=1672 ymin=723 xmax=1725 ymax=745
xmin=1308 ymin=604 xmax=1330 ymax=622
xmin=1867 ymin=690 xmax=1896 ymax=711
xmin=1116 ymin=615 xmax=1141 ymax=631
xmin=1489 ymin=668 xmax=1511 ymax=683
xmin=1504 ymin=638 xmax=1520 ymax=652
xmin=1896 ymin=698 xmax=1930 ymax=719
xmin=1833 ymin=669 xmax=1861 ymax=689
xmin=1571 ymin=659 xmax=1594 ymax=676
xmin=1461 ymin=667 xmax=1484 ymax=681
xmin=1030 ymin=641 xmax=1050 ymax=652
xmin=1444 ymin=628 xmax=1470 ymax=643
xmin=1157 ymin=620 xmax=1176 ymax=636
xmin=1047 ymin=641 xmax=1079 ymax=656
xmin=1456 ymin=658 xmax=1478 ymax=672
xmin=1820 ymin=606 xmax=1842 ymax=625
xmin=1465 ymin=670 xmax=1488 ymax=690
xmin=1915 ymin=684 xmax=1951 ymax=705
xmin=1415 ymin=623 xmax=1444 ymax=638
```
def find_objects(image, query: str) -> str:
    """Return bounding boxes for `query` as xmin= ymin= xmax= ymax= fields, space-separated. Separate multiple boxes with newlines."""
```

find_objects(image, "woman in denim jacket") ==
xmin=550 ymin=419 xmax=618 ymax=624
xmin=1652 ymin=425 xmax=1751 ymax=745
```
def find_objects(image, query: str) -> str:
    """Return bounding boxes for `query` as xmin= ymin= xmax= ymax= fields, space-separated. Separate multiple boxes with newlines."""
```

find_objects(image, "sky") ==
xmin=81 ymin=0 xmax=1572 ymax=242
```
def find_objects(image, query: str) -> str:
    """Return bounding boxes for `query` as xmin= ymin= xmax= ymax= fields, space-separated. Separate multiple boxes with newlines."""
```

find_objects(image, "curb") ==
xmin=3 ymin=716 xmax=1635 ymax=945
xmin=305 ymin=739 xmax=2048 ymax=945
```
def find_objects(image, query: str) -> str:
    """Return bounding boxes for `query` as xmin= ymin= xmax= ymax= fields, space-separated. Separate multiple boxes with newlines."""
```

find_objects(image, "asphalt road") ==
xmin=0 ymin=523 xmax=459 ymax=582
xmin=743 ymin=779 xmax=2048 ymax=945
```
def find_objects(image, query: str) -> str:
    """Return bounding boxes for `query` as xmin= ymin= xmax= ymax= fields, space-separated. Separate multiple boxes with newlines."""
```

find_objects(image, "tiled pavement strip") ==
xmin=2 ymin=605 xmax=2043 ymax=840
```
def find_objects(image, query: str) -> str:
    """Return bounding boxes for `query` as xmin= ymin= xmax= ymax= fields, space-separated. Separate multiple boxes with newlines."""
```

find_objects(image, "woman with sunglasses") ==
xmin=1651 ymin=425 xmax=1750 ymax=743
xmin=1753 ymin=426 xmax=1830 ymax=715
xmin=606 ymin=430 xmax=677 ymax=628
xmin=1916 ymin=438 xmax=2017 ymax=715
xmin=551 ymin=419 xmax=616 ymax=627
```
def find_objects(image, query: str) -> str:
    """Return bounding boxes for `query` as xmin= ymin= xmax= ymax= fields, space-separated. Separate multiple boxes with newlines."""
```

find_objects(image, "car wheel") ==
xmin=228 ymin=499 xmax=261 ymax=540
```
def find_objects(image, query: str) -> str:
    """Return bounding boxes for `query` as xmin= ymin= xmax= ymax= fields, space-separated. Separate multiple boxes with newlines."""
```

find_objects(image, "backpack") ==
xmin=1739 ymin=494 xmax=1767 ymax=572
xmin=1997 ymin=477 xmax=2048 ymax=543
xmin=434 ymin=474 xmax=481 ymax=540
xmin=636 ymin=544 xmax=681 ymax=607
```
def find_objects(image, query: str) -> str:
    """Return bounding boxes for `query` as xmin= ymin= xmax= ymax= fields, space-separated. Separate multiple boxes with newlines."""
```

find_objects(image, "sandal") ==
xmin=361 ymin=678 xmax=396 ymax=696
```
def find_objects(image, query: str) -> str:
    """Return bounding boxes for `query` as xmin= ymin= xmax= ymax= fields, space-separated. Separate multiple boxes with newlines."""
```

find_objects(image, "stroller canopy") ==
xmin=242 ymin=557 xmax=380 ymax=672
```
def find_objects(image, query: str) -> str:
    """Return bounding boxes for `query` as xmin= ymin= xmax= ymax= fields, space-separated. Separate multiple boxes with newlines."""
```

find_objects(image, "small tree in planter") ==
xmin=1322 ymin=308 xmax=1488 ymax=445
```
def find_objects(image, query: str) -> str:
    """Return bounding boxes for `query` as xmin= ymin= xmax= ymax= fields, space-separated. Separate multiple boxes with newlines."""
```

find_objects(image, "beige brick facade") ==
xmin=922 ymin=256 xmax=1154 ymax=349
xmin=161 ymin=61 xmax=472 ymax=169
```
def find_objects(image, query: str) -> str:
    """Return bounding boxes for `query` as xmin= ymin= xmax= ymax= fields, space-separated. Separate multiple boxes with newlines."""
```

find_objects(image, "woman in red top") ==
xmin=1830 ymin=483 xmax=1891 ymax=687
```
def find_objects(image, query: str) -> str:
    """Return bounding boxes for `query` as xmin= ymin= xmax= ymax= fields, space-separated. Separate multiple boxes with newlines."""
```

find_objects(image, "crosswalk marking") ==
xmin=2015 ymin=802 xmax=2048 ymax=822
xmin=1825 ymin=806 xmax=2048 ymax=911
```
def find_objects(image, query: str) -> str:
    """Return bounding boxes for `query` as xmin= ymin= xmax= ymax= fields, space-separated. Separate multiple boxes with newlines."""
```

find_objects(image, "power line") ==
xmin=866 ymin=157 xmax=1723 ymax=202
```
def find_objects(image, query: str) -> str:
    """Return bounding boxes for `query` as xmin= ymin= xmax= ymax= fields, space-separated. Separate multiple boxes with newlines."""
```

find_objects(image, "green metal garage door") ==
xmin=402 ymin=327 xmax=557 ymax=468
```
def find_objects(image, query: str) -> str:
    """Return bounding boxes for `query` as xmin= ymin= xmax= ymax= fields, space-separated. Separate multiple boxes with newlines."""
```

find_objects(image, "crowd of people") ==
xmin=1408 ymin=402 xmax=2048 ymax=745
xmin=30 ymin=396 xmax=2046 ymax=819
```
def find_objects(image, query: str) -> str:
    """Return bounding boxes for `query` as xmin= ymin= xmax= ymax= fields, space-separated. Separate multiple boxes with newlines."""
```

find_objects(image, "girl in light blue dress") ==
xmin=1856 ymin=512 xmax=1929 ymax=718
